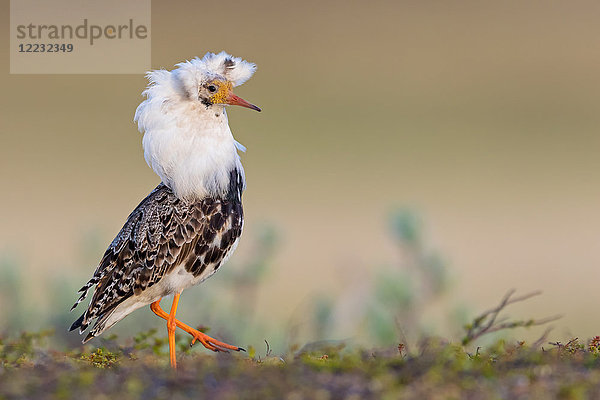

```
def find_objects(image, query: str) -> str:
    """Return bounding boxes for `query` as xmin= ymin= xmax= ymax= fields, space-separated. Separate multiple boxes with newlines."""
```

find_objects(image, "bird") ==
xmin=70 ymin=51 xmax=261 ymax=369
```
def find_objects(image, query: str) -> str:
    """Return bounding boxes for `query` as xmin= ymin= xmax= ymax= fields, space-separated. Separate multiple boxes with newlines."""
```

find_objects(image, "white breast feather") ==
xmin=133 ymin=51 xmax=254 ymax=201
xmin=134 ymin=81 xmax=244 ymax=200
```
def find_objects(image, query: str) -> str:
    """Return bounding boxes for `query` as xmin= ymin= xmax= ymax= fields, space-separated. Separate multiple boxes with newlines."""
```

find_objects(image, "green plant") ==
xmin=81 ymin=347 xmax=120 ymax=368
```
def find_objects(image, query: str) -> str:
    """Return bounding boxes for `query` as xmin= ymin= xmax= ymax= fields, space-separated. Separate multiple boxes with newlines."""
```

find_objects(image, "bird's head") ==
xmin=136 ymin=51 xmax=260 ymax=120
xmin=134 ymin=52 xmax=258 ymax=200
xmin=197 ymin=79 xmax=260 ymax=112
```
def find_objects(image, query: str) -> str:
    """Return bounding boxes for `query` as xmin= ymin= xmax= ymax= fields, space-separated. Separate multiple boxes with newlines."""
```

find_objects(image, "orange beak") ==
xmin=226 ymin=92 xmax=261 ymax=112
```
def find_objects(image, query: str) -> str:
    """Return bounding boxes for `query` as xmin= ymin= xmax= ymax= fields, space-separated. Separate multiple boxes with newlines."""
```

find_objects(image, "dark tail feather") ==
xmin=71 ymin=285 xmax=93 ymax=311
xmin=69 ymin=313 xmax=85 ymax=332
xmin=83 ymin=331 xmax=96 ymax=344
xmin=70 ymin=295 xmax=85 ymax=311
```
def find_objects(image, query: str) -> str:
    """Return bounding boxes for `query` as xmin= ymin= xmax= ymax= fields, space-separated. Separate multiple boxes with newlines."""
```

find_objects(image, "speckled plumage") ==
xmin=70 ymin=169 xmax=244 ymax=342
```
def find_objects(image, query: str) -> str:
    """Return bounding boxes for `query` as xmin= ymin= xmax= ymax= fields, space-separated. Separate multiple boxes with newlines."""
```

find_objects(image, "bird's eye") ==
xmin=207 ymin=85 xmax=217 ymax=93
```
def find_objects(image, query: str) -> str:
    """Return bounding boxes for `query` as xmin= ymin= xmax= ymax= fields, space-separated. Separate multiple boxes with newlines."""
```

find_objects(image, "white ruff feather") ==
xmin=134 ymin=52 xmax=255 ymax=200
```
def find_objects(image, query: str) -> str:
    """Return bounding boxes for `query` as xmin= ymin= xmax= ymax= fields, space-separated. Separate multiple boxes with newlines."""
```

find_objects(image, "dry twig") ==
xmin=462 ymin=289 xmax=561 ymax=346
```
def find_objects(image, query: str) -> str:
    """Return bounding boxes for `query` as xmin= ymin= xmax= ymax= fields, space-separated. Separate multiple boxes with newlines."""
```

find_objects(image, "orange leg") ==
xmin=167 ymin=293 xmax=180 ymax=369
xmin=150 ymin=296 xmax=244 ymax=355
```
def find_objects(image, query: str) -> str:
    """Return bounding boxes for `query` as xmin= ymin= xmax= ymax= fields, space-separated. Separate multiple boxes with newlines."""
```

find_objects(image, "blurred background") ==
xmin=1 ymin=0 xmax=599 ymax=352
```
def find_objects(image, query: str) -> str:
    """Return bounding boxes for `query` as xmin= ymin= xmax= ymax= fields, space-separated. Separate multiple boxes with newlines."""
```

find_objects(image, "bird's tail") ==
xmin=70 ymin=279 xmax=97 ymax=311
xmin=69 ymin=313 xmax=86 ymax=332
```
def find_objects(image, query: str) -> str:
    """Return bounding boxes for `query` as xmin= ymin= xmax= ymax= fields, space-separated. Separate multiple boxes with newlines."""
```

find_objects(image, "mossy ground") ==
xmin=1 ymin=331 xmax=600 ymax=399
xmin=0 ymin=216 xmax=595 ymax=399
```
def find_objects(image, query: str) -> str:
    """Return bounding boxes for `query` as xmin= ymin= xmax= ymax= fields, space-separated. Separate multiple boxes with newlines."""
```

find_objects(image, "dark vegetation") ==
xmin=1 ymin=211 xmax=598 ymax=399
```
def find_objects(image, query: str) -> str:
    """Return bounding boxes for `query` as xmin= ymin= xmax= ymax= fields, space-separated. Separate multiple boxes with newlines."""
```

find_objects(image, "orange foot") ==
xmin=150 ymin=299 xmax=244 ymax=353
xmin=188 ymin=327 xmax=245 ymax=352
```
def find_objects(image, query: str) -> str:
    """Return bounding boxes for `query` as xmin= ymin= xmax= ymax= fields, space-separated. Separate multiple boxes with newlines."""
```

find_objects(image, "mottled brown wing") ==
xmin=69 ymin=185 xmax=187 ymax=332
